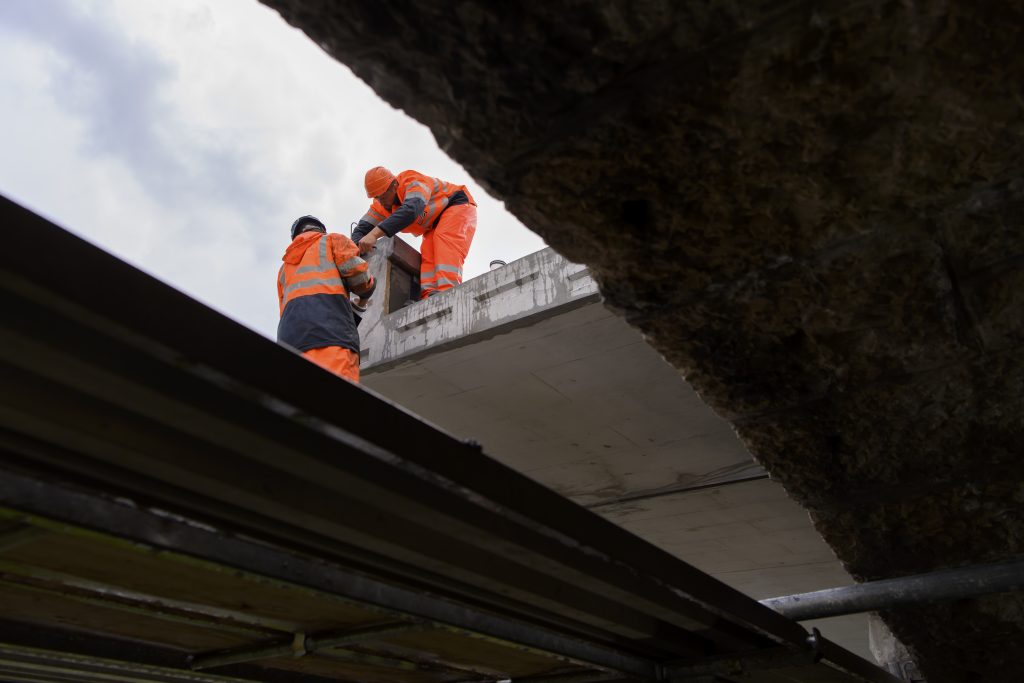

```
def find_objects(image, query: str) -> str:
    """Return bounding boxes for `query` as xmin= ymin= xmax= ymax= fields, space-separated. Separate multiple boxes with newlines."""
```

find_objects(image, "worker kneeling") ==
xmin=352 ymin=166 xmax=477 ymax=298
xmin=277 ymin=215 xmax=375 ymax=383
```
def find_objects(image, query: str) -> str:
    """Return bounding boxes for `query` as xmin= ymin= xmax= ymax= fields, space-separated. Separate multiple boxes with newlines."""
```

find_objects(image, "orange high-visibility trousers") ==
xmin=302 ymin=345 xmax=360 ymax=383
xmin=419 ymin=204 xmax=477 ymax=298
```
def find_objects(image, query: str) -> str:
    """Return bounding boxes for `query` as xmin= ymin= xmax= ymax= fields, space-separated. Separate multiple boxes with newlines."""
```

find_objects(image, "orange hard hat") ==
xmin=364 ymin=166 xmax=396 ymax=198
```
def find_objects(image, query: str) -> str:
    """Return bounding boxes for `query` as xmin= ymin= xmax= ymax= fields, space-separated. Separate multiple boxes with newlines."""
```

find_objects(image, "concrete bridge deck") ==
xmin=358 ymin=238 xmax=869 ymax=657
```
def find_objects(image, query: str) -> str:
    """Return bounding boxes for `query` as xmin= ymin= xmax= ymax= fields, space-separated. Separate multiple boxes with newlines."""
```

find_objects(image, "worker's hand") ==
xmin=358 ymin=227 xmax=385 ymax=255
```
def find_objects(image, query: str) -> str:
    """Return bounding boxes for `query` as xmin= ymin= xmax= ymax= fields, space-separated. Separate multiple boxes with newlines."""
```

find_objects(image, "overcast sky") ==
xmin=0 ymin=0 xmax=546 ymax=337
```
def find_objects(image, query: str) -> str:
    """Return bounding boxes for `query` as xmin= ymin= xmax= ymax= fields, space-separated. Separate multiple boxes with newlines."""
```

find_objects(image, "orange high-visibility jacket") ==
xmin=354 ymin=170 xmax=476 ymax=239
xmin=277 ymin=231 xmax=374 ymax=354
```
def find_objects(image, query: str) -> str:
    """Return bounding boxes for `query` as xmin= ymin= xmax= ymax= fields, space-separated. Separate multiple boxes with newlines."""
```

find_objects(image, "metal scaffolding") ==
xmin=0 ymin=194 xmax=896 ymax=683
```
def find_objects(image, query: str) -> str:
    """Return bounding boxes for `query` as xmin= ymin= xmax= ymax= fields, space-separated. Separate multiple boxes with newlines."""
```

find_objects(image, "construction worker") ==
xmin=352 ymin=167 xmax=477 ymax=299
xmin=277 ymin=215 xmax=375 ymax=383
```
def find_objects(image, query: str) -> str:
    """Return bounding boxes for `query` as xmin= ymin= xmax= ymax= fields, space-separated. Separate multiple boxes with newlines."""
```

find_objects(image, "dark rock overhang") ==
xmin=259 ymin=3 xmax=1024 ymax=681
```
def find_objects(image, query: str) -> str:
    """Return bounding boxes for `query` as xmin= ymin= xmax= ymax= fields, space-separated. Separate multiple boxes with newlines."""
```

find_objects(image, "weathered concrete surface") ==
xmin=358 ymin=239 xmax=599 ymax=370
xmin=359 ymin=244 xmax=869 ymax=656
xmin=261 ymin=2 xmax=1024 ymax=680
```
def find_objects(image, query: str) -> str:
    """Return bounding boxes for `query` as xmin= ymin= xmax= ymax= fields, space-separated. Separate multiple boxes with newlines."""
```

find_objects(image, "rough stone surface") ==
xmin=260 ymin=2 xmax=1024 ymax=680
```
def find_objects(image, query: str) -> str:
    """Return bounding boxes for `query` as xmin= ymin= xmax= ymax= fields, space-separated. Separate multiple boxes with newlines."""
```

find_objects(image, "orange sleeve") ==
xmin=329 ymin=234 xmax=375 ymax=296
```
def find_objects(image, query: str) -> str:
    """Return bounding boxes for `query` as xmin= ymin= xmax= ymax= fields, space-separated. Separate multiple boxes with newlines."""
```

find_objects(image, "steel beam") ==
xmin=189 ymin=635 xmax=305 ymax=672
xmin=190 ymin=624 xmax=425 ymax=671
xmin=0 ymin=559 xmax=292 ymax=637
xmin=0 ymin=643 xmax=266 ymax=683
xmin=0 ymin=621 xmax=346 ymax=683
xmin=0 ymin=194 xmax=810 ymax=657
xmin=308 ymin=623 xmax=428 ymax=650
xmin=0 ymin=577 xmax=269 ymax=640
xmin=0 ymin=472 xmax=900 ymax=683
xmin=0 ymin=471 xmax=657 ymax=679
xmin=512 ymin=672 xmax=625 ymax=683
xmin=310 ymin=649 xmax=424 ymax=673
xmin=0 ymin=524 xmax=48 ymax=553
xmin=312 ymin=649 xmax=494 ymax=680
xmin=0 ymin=278 xmax=723 ymax=657
xmin=761 ymin=557 xmax=1024 ymax=621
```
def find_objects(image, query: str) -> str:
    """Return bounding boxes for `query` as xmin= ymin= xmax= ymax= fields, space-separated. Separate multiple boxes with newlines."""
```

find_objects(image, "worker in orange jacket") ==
xmin=277 ymin=215 xmax=375 ymax=383
xmin=352 ymin=167 xmax=477 ymax=299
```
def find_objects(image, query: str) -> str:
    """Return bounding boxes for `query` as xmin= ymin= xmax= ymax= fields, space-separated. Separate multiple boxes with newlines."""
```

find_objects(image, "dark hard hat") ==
xmin=290 ymin=215 xmax=326 ymax=240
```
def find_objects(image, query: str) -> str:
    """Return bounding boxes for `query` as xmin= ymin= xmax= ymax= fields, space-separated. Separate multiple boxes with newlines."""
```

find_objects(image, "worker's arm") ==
xmin=358 ymin=194 xmax=427 ymax=255
xmin=353 ymin=197 xmax=403 ymax=254
xmin=351 ymin=201 xmax=389 ymax=243
xmin=364 ymin=177 xmax=430 ymax=246
xmin=330 ymin=234 xmax=376 ymax=299
xmin=351 ymin=219 xmax=374 ymax=243
xmin=356 ymin=195 xmax=427 ymax=254
xmin=375 ymin=195 xmax=426 ymax=237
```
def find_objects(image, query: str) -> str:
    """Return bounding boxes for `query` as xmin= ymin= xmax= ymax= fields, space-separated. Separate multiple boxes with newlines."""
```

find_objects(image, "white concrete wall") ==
xmin=359 ymin=239 xmax=597 ymax=370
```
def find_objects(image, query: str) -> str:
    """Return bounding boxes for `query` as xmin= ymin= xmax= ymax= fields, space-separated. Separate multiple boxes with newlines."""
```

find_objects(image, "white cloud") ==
xmin=0 ymin=0 xmax=546 ymax=337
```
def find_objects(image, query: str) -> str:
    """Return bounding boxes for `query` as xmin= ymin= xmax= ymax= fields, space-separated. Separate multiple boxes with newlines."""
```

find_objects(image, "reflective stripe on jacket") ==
xmin=359 ymin=169 xmax=476 ymax=237
xmin=277 ymin=231 xmax=373 ymax=353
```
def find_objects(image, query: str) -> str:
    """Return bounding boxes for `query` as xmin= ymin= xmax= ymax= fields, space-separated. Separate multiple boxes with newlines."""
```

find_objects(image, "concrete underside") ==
xmin=361 ymin=254 xmax=870 ymax=657
xmin=261 ymin=3 xmax=1024 ymax=681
